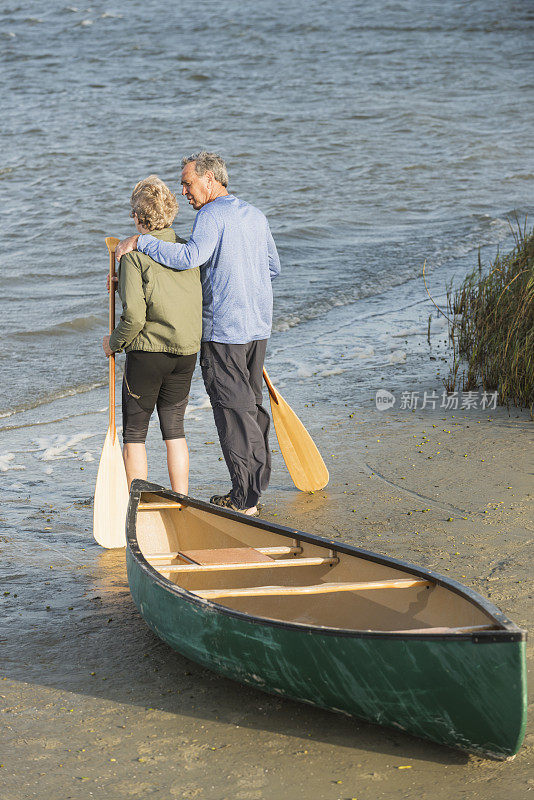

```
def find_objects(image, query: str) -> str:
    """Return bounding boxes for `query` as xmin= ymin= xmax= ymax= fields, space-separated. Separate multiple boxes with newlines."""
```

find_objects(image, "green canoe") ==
xmin=125 ymin=480 xmax=527 ymax=759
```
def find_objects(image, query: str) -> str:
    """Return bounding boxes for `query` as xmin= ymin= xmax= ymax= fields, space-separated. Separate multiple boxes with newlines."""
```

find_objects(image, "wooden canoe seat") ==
xmin=158 ymin=556 xmax=338 ymax=574
xmin=179 ymin=547 xmax=275 ymax=566
xmin=145 ymin=545 xmax=302 ymax=562
xmin=194 ymin=578 xmax=432 ymax=601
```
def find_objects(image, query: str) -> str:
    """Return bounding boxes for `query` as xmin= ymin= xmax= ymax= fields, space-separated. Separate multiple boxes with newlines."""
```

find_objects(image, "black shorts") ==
xmin=122 ymin=350 xmax=197 ymax=444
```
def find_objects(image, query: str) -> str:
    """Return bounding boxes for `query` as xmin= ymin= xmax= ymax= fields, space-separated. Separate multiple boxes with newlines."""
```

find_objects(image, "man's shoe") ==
xmin=209 ymin=492 xmax=232 ymax=505
xmin=209 ymin=494 xmax=260 ymax=517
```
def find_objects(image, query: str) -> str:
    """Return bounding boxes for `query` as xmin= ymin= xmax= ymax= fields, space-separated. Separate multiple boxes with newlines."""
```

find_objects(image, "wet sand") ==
xmin=1 ymin=403 xmax=532 ymax=800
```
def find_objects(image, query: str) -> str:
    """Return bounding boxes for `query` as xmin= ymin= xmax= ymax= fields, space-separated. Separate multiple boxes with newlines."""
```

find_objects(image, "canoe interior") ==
xmin=134 ymin=492 xmax=501 ymax=634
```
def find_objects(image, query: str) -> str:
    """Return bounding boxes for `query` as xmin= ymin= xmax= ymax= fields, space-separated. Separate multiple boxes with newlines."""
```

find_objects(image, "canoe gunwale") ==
xmin=126 ymin=480 xmax=526 ymax=643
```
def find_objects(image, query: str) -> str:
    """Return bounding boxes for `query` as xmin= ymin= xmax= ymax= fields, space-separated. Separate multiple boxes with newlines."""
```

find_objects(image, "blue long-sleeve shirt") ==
xmin=137 ymin=194 xmax=280 ymax=344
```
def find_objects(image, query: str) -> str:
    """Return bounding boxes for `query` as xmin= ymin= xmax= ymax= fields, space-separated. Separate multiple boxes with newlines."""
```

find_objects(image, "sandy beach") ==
xmin=2 ymin=399 xmax=532 ymax=800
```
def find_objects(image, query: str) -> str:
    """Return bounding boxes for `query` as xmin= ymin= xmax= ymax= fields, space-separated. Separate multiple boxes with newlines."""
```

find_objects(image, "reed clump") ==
xmin=446 ymin=221 xmax=534 ymax=412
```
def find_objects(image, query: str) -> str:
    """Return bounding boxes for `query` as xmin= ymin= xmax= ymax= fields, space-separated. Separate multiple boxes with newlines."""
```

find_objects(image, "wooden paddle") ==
xmin=93 ymin=237 xmax=129 ymax=548
xmin=263 ymin=369 xmax=329 ymax=492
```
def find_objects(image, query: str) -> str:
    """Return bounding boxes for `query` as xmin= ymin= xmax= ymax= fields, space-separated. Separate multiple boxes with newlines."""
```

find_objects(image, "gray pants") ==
xmin=200 ymin=340 xmax=271 ymax=509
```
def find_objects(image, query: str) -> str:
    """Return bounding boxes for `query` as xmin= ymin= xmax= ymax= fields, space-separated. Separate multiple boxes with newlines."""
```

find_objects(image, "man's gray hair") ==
xmin=182 ymin=151 xmax=229 ymax=188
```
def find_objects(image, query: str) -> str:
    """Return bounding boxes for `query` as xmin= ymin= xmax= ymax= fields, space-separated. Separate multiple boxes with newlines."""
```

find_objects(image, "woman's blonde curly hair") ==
xmin=130 ymin=175 xmax=178 ymax=231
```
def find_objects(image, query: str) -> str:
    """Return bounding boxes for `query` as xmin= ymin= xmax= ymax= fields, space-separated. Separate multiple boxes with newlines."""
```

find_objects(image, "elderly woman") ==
xmin=103 ymin=175 xmax=202 ymax=493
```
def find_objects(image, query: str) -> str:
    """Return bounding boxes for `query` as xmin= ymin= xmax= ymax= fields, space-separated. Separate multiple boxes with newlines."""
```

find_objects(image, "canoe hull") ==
xmin=126 ymin=547 xmax=527 ymax=759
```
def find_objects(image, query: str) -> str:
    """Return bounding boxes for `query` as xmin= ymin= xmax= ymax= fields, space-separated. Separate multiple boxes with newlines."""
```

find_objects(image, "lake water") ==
xmin=1 ymin=0 xmax=532 ymax=515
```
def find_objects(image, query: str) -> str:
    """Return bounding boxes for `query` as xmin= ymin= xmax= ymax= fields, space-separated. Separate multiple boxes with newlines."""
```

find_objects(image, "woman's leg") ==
xmin=157 ymin=353 xmax=197 ymax=495
xmin=122 ymin=442 xmax=148 ymax=488
xmin=164 ymin=438 xmax=189 ymax=494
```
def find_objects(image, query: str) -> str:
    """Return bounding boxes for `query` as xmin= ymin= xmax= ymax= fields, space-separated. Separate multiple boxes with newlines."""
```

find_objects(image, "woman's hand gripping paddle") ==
xmin=263 ymin=369 xmax=329 ymax=492
xmin=93 ymin=237 xmax=129 ymax=548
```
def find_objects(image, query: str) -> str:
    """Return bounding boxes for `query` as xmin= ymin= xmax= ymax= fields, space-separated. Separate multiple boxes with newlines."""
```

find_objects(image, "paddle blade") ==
xmin=268 ymin=391 xmax=329 ymax=492
xmin=93 ymin=426 xmax=129 ymax=548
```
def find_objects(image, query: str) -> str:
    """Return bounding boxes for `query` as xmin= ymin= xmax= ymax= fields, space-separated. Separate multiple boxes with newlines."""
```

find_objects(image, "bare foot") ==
xmin=243 ymin=506 xmax=258 ymax=516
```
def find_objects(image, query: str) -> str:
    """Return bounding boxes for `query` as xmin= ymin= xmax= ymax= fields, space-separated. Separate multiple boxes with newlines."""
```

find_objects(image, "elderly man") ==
xmin=115 ymin=152 xmax=281 ymax=515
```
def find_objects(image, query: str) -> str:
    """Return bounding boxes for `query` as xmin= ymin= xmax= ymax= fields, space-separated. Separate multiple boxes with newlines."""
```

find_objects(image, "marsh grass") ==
xmin=446 ymin=220 xmax=534 ymax=412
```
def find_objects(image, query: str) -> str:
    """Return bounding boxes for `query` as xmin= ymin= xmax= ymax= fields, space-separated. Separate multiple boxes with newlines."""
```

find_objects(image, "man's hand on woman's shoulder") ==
xmin=115 ymin=235 xmax=140 ymax=262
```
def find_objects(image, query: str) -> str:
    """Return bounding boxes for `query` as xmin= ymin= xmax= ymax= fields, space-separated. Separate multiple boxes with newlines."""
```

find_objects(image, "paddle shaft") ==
xmin=262 ymin=368 xmax=278 ymax=403
xmin=108 ymin=244 xmax=117 ymax=436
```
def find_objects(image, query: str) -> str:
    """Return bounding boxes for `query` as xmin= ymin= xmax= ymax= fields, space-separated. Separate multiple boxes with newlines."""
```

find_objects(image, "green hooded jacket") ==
xmin=109 ymin=227 xmax=201 ymax=355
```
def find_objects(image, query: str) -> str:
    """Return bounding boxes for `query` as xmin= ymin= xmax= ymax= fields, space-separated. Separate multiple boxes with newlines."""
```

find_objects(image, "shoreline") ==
xmin=2 ymin=399 xmax=532 ymax=799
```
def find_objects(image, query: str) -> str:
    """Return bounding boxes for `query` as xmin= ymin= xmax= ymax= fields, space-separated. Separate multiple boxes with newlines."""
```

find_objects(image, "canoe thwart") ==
xmin=262 ymin=545 xmax=303 ymax=556
xmin=156 ymin=556 xmax=339 ymax=573
xmin=138 ymin=501 xmax=183 ymax=511
xmin=144 ymin=545 xmax=303 ymax=562
xmin=194 ymin=578 xmax=432 ymax=600
xmin=178 ymin=547 xmax=274 ymax=566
